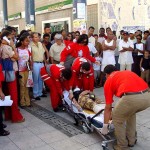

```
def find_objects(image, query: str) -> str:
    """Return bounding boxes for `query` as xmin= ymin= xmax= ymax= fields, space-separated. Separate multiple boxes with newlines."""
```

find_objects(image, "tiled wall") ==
xmin=87 ymin=4 xmax=98 ymax=34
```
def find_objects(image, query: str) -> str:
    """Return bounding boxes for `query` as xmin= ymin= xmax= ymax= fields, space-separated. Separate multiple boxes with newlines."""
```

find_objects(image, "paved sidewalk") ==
xmin=0 ymin=88 xmax=150 ymax=150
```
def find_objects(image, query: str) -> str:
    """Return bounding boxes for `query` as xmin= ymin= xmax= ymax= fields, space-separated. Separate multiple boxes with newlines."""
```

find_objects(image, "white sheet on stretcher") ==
xmin=63 ymin=91 xmax=105 ymax=124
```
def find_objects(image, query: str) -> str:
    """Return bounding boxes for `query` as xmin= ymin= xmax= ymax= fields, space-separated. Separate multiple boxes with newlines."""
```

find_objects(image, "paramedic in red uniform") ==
xmin=40 ymin=64 xmax=72 ymax=112
xmin=60 ymin=34 xmax=96 ymax=67
xmin=69 ymin=57 xmax=94 ymax=92
xmin=101 ymin=65 xmax=150 ymax=150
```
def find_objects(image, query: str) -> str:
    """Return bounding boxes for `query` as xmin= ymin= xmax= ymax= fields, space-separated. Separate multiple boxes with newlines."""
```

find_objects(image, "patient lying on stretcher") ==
xmin=69 ymin=88 xmax=105 ymax=113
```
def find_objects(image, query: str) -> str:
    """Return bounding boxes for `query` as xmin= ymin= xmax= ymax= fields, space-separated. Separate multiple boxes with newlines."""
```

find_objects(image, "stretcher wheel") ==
xmin=74 ymin=115 xmax=79 ymax=126
xmin=82 ymin=123 xmax=90 ymax=133
xmin=102 ymin=142 xmax=108 ymax=150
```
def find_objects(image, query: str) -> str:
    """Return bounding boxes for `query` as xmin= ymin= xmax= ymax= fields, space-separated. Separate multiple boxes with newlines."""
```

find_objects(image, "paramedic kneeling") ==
xmin=101 ymin=64 xmax=150 ymax=150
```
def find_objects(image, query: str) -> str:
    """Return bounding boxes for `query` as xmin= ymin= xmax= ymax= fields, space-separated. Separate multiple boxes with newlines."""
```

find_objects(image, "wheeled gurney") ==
xmin=62 ymin=90 xmax=116 ymax=150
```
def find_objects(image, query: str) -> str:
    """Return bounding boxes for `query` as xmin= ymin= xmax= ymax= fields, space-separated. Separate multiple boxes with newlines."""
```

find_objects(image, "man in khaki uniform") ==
xmin=101 ymin=65 xmax=150 ymax=150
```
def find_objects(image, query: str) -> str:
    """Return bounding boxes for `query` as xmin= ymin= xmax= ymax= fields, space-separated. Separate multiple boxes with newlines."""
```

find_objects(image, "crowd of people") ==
xmin=0 ymin=25 xmax=150 ymax=149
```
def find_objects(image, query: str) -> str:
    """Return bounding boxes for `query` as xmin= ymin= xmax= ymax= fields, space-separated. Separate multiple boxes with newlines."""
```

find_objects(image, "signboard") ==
xmin=73 ymin=19 xmax=86 ymax=34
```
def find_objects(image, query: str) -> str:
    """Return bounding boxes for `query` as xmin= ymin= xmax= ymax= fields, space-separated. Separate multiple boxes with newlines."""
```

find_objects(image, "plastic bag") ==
xmin=26 ymin=71 xmax=33 ymax=87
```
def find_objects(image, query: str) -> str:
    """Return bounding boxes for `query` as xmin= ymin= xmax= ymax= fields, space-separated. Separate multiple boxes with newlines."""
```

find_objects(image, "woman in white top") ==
xmin=101 ymin=31 xmax=116 ymax=72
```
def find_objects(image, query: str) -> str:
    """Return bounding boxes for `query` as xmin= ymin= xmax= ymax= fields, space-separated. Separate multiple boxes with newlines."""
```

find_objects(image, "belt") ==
xmin=122 ymin=89 xmax=148 ymax=97
xmin=34 ymin=61 xmax=43 ymax=63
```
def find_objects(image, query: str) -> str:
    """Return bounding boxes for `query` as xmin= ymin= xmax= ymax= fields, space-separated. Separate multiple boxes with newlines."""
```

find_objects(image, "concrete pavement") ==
xmin=1 ymin=87 xmax=150 ymax=150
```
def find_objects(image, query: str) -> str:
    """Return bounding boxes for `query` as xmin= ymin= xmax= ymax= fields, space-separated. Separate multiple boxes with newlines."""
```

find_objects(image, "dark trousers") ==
xmin=132 ymin=55 xmax=142 ymax=76
xmin=0 ymin=107 xmax=3 ymax=132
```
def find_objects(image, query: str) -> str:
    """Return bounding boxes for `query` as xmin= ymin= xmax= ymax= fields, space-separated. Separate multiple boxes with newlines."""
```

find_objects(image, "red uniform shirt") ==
xmin=60 ymin=43 xmax=96 ymax=63
xmin=70 ymin=57 xmax=94 ymax=88
xmin=104 ymin=71 xmax=148 ymax=104
xmin=0 ymin=64 xmax=4 ymax=87
xmin=50 ymin=64 xmax=65 ymax=96
xmin=63 ymin=40 xmax=73 ymax=47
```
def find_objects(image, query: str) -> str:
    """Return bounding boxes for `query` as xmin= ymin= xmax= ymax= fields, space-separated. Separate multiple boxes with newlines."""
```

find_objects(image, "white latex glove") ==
xmin=59 ymin=62 xmax=64 ymax=66
xmin=101 ymin=124 xmax=109 ymax=135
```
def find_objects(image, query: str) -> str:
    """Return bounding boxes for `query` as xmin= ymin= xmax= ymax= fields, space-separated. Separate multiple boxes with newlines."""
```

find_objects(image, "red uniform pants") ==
xmin=4 ymin=79 xmax=24 ymax=122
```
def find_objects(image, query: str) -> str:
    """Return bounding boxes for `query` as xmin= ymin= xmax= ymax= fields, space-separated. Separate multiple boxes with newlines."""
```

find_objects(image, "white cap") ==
xmin=129 ymin=30 xmax=135 ymax=34
xmin=73 ymin=88 xmax=80 ymax=92
xmin=55 ymin=34 xmax=63 ymax=40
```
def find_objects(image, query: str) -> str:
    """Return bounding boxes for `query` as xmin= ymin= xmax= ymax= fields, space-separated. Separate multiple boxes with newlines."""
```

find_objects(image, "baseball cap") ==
xmin=55 ymin=34 xmax=63 ymax=40
xmin=129 ymin=30 xmax=135 ymax=34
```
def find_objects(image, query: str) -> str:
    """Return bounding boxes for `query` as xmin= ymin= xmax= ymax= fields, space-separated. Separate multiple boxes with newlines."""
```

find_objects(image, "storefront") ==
xmin=6 ymin=0 xmax=99 ymax=34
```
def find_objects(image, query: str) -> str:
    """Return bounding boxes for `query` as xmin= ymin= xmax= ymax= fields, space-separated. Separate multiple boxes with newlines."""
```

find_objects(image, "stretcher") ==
xmin=62 ymin=90 xmax=116 ymax=150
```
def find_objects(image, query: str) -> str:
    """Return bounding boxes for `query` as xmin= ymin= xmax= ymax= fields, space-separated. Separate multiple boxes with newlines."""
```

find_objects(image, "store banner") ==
xmin=73 ymin=0 xmax=86 ymax=20
xmin=73 ymin=0 xmax=87 ymax=33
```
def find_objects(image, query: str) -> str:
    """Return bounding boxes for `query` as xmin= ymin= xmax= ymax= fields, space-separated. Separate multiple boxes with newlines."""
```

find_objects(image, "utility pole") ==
xmin=25 ymin=0 xmax=35 ymax=31
xmin=2 ymin=0 xmax=8 ymax=27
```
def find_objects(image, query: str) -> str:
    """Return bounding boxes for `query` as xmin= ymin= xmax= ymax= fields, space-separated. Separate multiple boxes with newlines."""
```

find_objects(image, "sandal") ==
xmin=0 ymin=130 xmax=10 ymax=136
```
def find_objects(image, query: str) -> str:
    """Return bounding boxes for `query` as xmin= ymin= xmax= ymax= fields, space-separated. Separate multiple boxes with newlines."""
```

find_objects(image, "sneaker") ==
xmin=20 ymin=106 xmax=26 ymax=109
xmin=35 ymin=97 xmax=41 ymax=100
xmin=40 ymin=94 xmax=47 ymax=98
xmin=2 ymin=124 xmax=7 ymax=128
xmin=26 ymin=104 xmax=33 ymax=107
xmin=128 ymin=139 xmax=137 ymax=147
xmin=53 ymin=108 xmax=59 ymax=112
xmin=0 ymin=130 xmax=10 ymax=136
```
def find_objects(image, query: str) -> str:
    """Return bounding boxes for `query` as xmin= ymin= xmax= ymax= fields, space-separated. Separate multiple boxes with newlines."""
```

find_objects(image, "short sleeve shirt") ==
xmin=104 ymin=71 xmax=148 ymax=104
xmin=30 ymin=42 xmax=45 ymax=62
xmin=50 ymin=43 xmax=65 ymax=62
xmin=18 ymin=48 xmax=30 ymax=72
xmin=118 ymin=40 xmax=134 ymax=64
xmin=0 ymin=44 xmax=18 ymax=71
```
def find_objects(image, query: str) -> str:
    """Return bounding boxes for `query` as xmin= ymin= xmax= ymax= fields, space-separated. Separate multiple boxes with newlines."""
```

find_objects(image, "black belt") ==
xmin=121 ymin=89 xmax=148 ymax=97
xmin=34 ymin=61 xmax=43 ymax=63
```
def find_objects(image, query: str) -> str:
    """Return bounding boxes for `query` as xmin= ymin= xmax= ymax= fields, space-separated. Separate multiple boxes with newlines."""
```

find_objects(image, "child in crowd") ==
xmin=140 ymin=50 xmax=150 ymax=84
xmin=16 ymin=33 xmax=32 ymax=108
xmin=93 ymin=53 xmax=102 ymax=88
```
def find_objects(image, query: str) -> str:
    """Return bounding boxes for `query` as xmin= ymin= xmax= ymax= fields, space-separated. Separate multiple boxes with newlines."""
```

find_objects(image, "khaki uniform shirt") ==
xmin=30 ymin=42 xmax=45 ymax=62
xmin=50 ymin=43 xmax=65 ymax=62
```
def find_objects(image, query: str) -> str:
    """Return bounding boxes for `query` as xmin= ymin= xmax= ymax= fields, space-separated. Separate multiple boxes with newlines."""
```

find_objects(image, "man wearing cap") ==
xmin=50 ymin=34 xmax=65 ymax=64
xmin=101 ymin=64 xmax=150 ymax=150
xmin=118 ymin=31 xmax=134 ymax=71
xmin=129 ymin=30 xmax=136 ymax=44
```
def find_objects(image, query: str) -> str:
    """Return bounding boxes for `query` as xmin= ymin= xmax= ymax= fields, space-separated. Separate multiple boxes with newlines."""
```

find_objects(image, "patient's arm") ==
xmin=80 ymin=90 xmax=90 ymax=96
xmin=72 ymin=98 xmax=82 ymax=111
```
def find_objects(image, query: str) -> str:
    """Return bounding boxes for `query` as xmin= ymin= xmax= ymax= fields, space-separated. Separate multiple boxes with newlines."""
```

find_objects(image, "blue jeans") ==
xmin=33 ymin=62 xmax=44 ymax=97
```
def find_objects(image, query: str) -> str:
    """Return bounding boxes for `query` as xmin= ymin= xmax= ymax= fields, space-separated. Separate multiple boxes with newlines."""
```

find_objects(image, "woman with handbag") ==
xmin=0 ymin=30 xmax=25 ymax=123
xmin=16 ymin=33 xmax=32 ymax=108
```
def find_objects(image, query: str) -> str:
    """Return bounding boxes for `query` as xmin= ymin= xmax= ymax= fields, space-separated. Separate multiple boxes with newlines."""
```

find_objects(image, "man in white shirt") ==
xmin=118 ymin=32 xmax=134 ymax=71
xmin=128 ymin=30 xmax=136 ymax=44
xmin=88 ymin=43 xmax=97 ymax=56
xmin=88 ymin=26 xmax=95 ymax=46
xmin=98 ymin=28 xmax=107 ymax=44
xmin=50 ymin=34 xmax=65 ymax=64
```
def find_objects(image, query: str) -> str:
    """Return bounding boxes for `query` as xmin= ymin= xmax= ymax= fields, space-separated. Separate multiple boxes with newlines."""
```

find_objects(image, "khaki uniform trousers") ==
xmin=19 ymin=71 xmax=30 ymax=106
xmin=112 ymin=91 xmax=150 ymax=150
xmin=141 ymin=69 xmax=150 ymax=84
